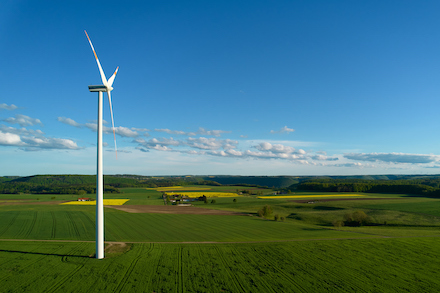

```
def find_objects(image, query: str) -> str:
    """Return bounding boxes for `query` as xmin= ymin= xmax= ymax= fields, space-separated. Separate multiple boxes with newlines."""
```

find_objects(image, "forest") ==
xmin=295 ymin=178 xmax=440 ymax=197
xmin=2 ymin=174 xmax=440 ymax=196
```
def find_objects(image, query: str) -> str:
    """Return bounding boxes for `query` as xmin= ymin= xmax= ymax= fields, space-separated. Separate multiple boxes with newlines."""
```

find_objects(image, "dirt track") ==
xmin=107 ymin=205 xmax=246 ymax=215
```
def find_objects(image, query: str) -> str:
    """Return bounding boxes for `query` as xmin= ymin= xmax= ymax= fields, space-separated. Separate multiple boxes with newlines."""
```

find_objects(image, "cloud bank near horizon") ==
xmin=2 ymin=107 xmax=440 ymax=172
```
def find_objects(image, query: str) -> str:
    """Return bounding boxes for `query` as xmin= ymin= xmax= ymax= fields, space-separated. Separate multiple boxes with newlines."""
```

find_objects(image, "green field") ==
xmin=1 ymin=238 xmax=440 ymax=292
xmin=1 ymin=187 xmax=440 ymax=292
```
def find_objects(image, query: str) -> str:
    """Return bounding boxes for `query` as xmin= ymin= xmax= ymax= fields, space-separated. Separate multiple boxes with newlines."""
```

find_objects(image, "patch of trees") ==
xmin=202 ymin=176 xmax=298 ymax=188
xmin=0 ymin=175 xmax=216 ymax=194
xmin=196 ymin=180 xmax=222 ymax=186
xmin=333 ymin=210 xmax=372 ymax=228
xmin=257 ymin=205 xmax=285 ymax=221
xmin=257 ymin=205 xmax=273 ymax=218
xmin=296 ymin=179 xmax=440 ymax=197
xmin=0 ymin=182 xmax=120 ymax=195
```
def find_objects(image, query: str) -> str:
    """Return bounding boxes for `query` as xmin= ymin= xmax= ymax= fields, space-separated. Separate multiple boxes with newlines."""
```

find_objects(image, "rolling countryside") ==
xmin=1 ymin=175 xmax=440 ymax=292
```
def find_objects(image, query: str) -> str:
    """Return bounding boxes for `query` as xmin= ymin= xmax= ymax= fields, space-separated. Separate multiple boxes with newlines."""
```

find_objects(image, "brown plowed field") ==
xmin=107 ymin=205 xmax=245 ymax=215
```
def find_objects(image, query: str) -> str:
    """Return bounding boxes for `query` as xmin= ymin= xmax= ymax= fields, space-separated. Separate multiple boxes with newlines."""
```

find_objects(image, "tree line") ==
xmin=0 ymin=175 xmax=224 ymax=195
xmin=296 ymin=178 xmax=440 ymax=197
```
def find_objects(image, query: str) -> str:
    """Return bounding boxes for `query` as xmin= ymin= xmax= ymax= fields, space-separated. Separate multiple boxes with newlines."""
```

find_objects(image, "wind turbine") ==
xmin=85 ymin=30 xmax=118 ymax=259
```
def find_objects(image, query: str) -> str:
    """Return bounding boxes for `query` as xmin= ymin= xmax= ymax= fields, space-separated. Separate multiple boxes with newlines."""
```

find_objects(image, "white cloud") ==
xmin=0 ymin=103 xmax=18 ymax=111
xmin=131 ymin=127 xmax=150 ymax=133
xmin=330 ymin=162 xmax=378 ymax=169
xmin=150 ymin=145 xmax=173 ymax=151
xmin=186 ymin=137 xmax=238 ymax=150
xmin=109 ymin=126 xmax=139 ymax=138
xmin=344 ymin=152 xmax=439 ymax=164
xmin=0 ymin=129 xmax=79 ymax=151
xmin=0 ymin=125 xmax=44 ymax=136
xmin=244 ymin=150 xmax=278 ymax=159
xmin=21 ymin=136 xmax=80 ymax=150
xmin=135 ymin=146 xmax=150 ymax=152
xmin=311 ymin=155 xmax=339 ymax=161
xmin=153 ymin=127 xmax=230 ymax=137
xmin=197 ymin=127 xmax=230 ymax=137
xmin=211 ymin=149 xmax=243 ymax=157
xmin=57 ymin=117 xmax=81 ymax=128
xmin=60 ymin=117 xmax=139 ymax=138
xmin=270 ymin=126 xmax=295 ymax=134
xmin=106 ymin=149 xmax=131 ymax=153
xmin=253 ymin=142 xmax=305 ymax=155
xmin=155 ymin=128 xmax=196 ymax=136
xmin=134 ymin=137 xmax=181 ymax=151
xmin=3 ymin=114 xmax=43 ymax=127
xmin=85 ymin=122 xmax=98 ymax=132
xmin=0 ymin=131 xmax=24 ymax=146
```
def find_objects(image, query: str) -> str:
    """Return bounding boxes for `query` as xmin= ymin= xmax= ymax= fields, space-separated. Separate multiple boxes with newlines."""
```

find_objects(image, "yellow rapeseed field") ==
xmin=165 ymin=192 xmax=240 ymax=198
xmin=257 ymin=194 xmax=365 ymax=199
xmin=147 ymin=186 xmax=213 ymax=191
xmin=61 ymin=199 xmax=130 ymax=205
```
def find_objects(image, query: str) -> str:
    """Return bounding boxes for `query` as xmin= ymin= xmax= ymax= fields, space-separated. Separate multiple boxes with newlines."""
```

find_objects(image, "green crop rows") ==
xmin=1 ymin=238 xmax=440 ymax=292
xmin=1 ymin=187 xmax=440 ymax=292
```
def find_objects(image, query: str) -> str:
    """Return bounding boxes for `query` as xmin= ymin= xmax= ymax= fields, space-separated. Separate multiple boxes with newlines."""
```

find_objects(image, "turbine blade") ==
xmin=107 ymin=90 xmax=118 ymax=159
xmin=84 ymin=30 xmax=108 ymax=86
xmin=107 ymin=67 xmax=119 ymax=87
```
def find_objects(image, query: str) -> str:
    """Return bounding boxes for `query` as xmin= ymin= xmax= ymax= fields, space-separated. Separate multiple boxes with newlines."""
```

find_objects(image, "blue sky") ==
xmin=2 ymin=0 xmax=440 ymax=176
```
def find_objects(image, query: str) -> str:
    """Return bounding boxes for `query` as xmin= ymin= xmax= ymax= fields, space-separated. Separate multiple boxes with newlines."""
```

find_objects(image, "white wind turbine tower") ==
xmin=85 ymin=30 xmax=118 ymax=259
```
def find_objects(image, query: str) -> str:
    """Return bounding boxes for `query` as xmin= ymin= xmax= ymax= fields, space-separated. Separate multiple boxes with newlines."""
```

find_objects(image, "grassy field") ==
xmin=1 ymin=187 xmax=440 ymax=292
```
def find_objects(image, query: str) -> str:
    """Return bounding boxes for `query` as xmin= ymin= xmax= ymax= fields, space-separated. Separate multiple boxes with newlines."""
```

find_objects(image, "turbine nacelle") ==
xmin=88 ymin=85 xmax=107 ymax=92
xmin=88 ymin=85 xmax=114 ymax=92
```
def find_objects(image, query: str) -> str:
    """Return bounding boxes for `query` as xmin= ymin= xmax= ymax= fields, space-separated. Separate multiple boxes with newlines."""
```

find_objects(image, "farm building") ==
xmin=77 ymin=197 xmax=91 ymax=201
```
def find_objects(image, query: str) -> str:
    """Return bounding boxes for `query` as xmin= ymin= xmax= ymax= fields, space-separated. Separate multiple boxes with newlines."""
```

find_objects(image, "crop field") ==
xmin=0 ymin=204 xmax=357 ymax=242
xmin=165 ymin=191 xmax=240 ymax=198
xmin=257 ymin=194 xmax=365 ymax=199
xmin=61 ymin=199 xmax=130 ymax=205
xmin=151 ymin=186 xmax=213 ymax=191
xmin=1 ymin=238 xmax=440 ymax=292
xmin=1 ymin=187 xmax=440 ymax=292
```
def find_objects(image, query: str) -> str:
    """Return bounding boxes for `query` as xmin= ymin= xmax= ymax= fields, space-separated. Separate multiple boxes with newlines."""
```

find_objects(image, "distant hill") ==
xmin=0 ymin=176 xmax=20 ymax=183
xmin=2 ymin=174 xmax=440 ymax=195
xmin=9 ymin=175 xmax=141 ymax=186
xmin=201 ymin=176 xmax=299 ymax=188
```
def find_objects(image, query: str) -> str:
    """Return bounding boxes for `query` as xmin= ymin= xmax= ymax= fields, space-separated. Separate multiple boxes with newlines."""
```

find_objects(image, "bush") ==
xmin=343 ymin=210 xmax=370 ymax=226
xmin=233 ymin=198 xmax=237 ymax=203
xmin=280 ymin=216 xmax=285 ymax=222
xmin=211 ymin=199 xmax=216 ymax=204
xmin=257 ymin=205 xmax=273 ymax=219
xmin=332 ymin=220 xmax=344 ymax=228
xmin=274 ymin=214 xmax=280 ymax=221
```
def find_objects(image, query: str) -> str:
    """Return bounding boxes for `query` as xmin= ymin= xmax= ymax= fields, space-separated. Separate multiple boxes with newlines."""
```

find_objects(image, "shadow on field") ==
xmin=312 ymin=206 xmax=344 ymax=211
xmin=301 ymin=227 xmax=327 ymax=231
xmin=287 ymin=213 xmax=302 ymax=220
xmin=0 ymin=249 xmax=92 ymax=258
